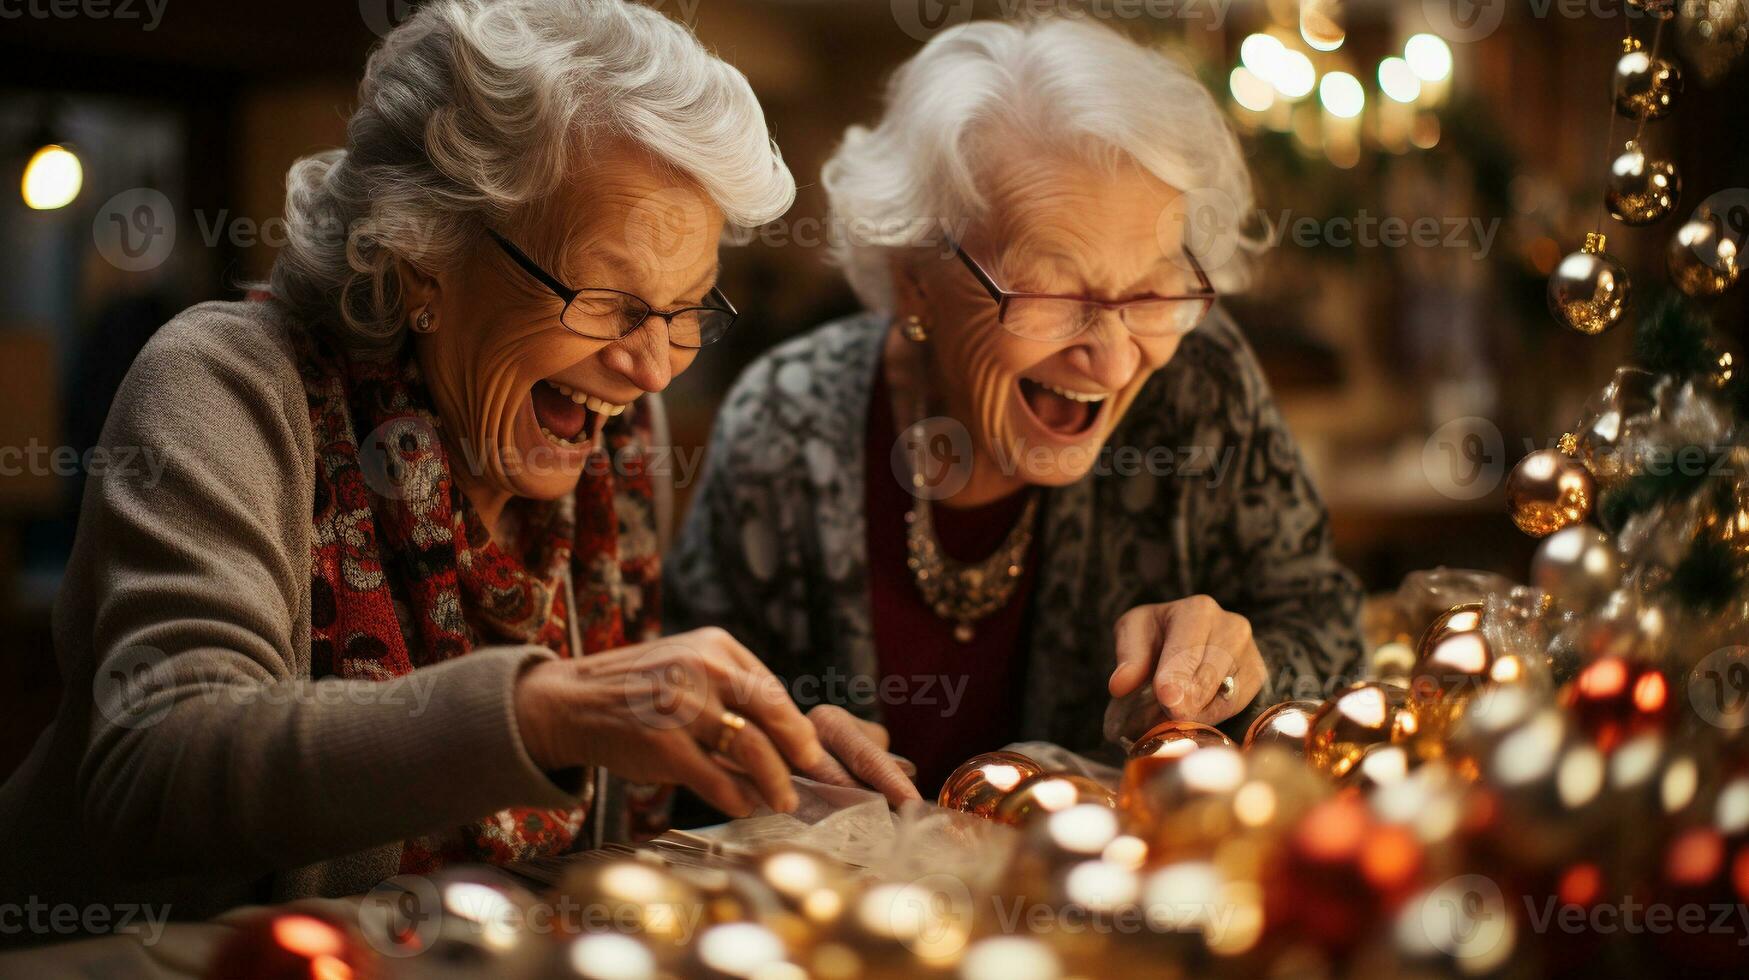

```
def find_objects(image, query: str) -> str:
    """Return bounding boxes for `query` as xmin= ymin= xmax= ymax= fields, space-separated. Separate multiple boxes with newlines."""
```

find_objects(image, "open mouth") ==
xmin=1018 ymin=377 xmax=1107 ymax=438
xmin=529 ymin=379 xmax=628 ymax=448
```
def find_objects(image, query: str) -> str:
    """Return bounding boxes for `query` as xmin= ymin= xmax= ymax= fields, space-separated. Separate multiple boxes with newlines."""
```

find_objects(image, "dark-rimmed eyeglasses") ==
xmin=486 ymin=229 xmax=738 ymax=349
xmin=950 ymin=240 xmax=1217 ymax=342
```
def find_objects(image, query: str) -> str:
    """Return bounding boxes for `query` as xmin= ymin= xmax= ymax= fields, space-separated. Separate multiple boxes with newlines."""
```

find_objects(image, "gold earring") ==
xmin=902 ymin=314 xmax=929 ymax=343
xmin=413 ymin=309 xmax=435 ymax=333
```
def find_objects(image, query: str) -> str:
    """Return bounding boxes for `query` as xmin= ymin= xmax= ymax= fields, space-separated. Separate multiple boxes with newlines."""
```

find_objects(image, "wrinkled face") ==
xmin=893 ymin=149 xmax=1200 ymax=488
xmin=413 ymin=141 xmax=723 ymax=503
xmin=888 ymin=148 xmax=1203 ymax=490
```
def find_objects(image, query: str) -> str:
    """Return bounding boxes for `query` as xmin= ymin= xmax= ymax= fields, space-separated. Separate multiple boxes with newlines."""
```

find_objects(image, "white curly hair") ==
xmin=270 ymin=0 xmax=795 ymax=348
xmin=822 ymin=16 xmax=1258 ymax=314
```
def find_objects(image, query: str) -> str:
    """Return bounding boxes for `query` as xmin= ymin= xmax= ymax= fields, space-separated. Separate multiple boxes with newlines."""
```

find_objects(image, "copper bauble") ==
xmin=1605 ymin=141 xmax=1682 ymax=226
xmin=1120 ymin=720 xmax=1235 ymax=811
xmin=1668 ymin=216 xmax=1741 ymax=297
xmin=1613 ymin=37 xmax=1682 ymax=120
xmin=1415 ymin=602 xmax=1484 ymax=658
xmin=1558 ymin=653 xmax=1672 ymax=753
xmin=1305 ymin=683 xmax=1420 ymax=779
xmin=1548 ymin=234 xmax=1631 ymax=335
xmin=1242 ymin=700 xmax=1321 ymax=754
xmin=1506 ymin=449 xmax=1595 ymax=536
xmin=206 ymin=910 xmax=379 ymax=980
xmin=993 ymin=772 xmax=1116 ymax=826
xmin=937 ymin=750 xmax=1044 ymax=818
xmin=1122 ymin=744 xmax=1246 ymax=851
xmin=1530 ymin=525 xmax=1621 ymax=613
xmin=1340 ymin=742 xmax=1418 ymax=795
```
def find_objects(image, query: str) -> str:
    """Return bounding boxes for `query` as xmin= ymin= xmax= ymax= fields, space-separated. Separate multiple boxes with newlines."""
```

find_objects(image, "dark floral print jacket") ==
xmin=665 ymin=310 xmax=1364 ymax=751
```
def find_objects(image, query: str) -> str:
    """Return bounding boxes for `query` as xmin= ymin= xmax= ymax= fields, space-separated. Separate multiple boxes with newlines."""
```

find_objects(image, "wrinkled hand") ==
xmin=1108 ymin=596 xmax=1266 ymax=727
xmin=513 ymin=627 xmax=824 ymax=818
xmin=796 ymin=704 xmax=921 ymax=807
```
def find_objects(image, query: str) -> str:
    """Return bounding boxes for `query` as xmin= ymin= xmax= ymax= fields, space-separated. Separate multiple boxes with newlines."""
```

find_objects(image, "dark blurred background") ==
xmin=1 ymin=0 xmax=1746 ymax=779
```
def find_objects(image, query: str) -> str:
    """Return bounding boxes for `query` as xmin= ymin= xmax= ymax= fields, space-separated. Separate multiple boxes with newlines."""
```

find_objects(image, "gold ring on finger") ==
xmin=714 ymin=711 xmax=747 ymax=754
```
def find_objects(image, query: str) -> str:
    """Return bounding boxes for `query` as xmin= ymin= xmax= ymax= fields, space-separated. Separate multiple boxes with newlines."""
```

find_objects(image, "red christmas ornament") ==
xmin=1263 ymin=794 xmax=1423 ymax=959
xmin=1558 ymin=654 xmax=1672 ymax=752
xmin=206 ymin=910 xmax=377 ymax=980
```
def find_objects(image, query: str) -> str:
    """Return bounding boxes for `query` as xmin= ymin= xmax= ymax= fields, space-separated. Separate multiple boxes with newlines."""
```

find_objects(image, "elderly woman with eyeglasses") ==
xmin=668 ymin=18 xmax=1365 ymax=798
xmin=0 ymin=0 xmax=914 ymax=923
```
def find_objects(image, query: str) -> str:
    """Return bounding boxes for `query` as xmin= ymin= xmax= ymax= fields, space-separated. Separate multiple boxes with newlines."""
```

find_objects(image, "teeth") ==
xmin=543 ymin=380 xmax=629 ymax=416
xmin=1040 ymin=381 xmax=1108 ymax=404
xmin=537 ymin=424 xmax=586 ymax=448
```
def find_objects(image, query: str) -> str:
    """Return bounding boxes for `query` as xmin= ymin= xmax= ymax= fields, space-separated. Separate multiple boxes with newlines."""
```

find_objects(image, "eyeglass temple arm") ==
xmin=486 ymin=229 xmax=578 ymax=302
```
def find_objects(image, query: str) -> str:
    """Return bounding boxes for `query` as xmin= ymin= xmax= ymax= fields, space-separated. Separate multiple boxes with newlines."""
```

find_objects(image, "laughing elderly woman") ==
xmin=0 ymin=0 xmax=847 ymax=924
xmin=668 ymin=18 xmax=1366 ymax=795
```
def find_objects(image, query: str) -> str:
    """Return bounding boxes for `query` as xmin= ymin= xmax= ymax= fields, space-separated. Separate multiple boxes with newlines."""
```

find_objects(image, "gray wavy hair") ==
xmin=270 ymin=0 xmax=795 ymax=348
xmin=822 ymin=17 xmax=1259 ymax=315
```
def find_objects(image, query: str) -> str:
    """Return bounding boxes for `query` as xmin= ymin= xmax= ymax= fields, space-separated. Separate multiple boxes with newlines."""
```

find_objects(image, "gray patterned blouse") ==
xmin=665 ymin=310 xmax=1364 ymax=752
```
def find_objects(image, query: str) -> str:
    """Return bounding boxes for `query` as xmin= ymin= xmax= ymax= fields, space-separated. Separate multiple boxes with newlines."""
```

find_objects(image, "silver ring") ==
xmin=1218 ymin=675 xmax=1237 ymax=699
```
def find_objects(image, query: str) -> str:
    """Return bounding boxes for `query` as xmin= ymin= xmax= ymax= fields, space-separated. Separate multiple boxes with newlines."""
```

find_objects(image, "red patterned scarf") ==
xmin=290 ymin=324 xmax=663 ymax=874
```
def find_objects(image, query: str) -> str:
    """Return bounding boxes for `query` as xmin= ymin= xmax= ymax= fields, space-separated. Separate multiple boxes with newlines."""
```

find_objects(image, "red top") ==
xmin=864 ymin=369 xmax=1040 ymax=796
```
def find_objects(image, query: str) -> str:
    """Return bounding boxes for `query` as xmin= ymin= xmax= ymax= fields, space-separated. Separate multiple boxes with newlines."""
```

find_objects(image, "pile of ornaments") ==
xmin=924 ymin=592 xmax=1746 ymax=978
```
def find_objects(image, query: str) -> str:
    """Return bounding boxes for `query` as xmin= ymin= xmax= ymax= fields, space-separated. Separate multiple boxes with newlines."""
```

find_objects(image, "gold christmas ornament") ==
xmin=993 ymin=772 xmax=1117 ymax=827
xmin=1605 ymin=141 xmax=1682 ymax=226
xmin=1530 ymin=525 xmax=1623 ymax=613
xmin=1667 ymin=216 xmax=1741 ymax=297
xmin=1305 ymin=683 xmax=1421 ymax=779
xmin=1613 ymin=36 xmax=1682 ymax=120
xmin=1506 ymin=448 xmax=1596 ymax=536
xmin=1242 ymin=699 xmax=1322 ymax=754
xmin=555 ymin=860 xmax=703 ymax=947
xmin=937 ymin=750 xmax=1044 ymax=818
xmin=1574 ymin=367 xmax=1659 ymax=489
xmin=1409 ymin=629 xmax=1496 ymax=749
xmin=1415 ymin=602 xmax=1484 ymax=659
xmin=1549 ymin=233 xmax=1631 ymax=335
